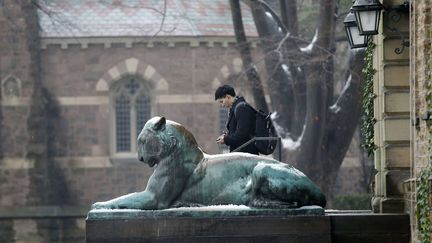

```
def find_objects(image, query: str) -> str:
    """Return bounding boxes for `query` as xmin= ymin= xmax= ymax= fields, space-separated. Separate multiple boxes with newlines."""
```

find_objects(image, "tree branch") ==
xmin=230 ymin=0 xmax=268 ymax=113
xmin=323 ymin=0 xmax=338 ymax=131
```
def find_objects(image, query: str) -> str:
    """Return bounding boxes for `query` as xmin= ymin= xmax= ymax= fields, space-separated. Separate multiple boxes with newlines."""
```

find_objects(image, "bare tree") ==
xmin=20 ymin=0 xmax=364 ymax=200
xmin=231 ymin=0 xmax=366 ymax=197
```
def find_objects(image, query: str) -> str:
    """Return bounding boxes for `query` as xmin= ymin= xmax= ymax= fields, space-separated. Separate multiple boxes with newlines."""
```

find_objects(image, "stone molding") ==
xmin=0 ymin=95 xmax=217 ymax=106
xmin=0 ymin=156 xmax=112 ymax=169
xmin=212 ymin=57 xmax=244 ymax=89
xmin=40 ymin=37 xmax=260 ymax=50
xmin=96 ymin=57 xmax=169 ymax=93
xmin=0 ymin=206 xmax=89 ymax=218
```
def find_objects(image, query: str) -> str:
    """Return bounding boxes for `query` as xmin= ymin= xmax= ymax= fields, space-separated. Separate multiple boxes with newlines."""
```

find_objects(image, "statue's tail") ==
xmin=306 ymin=183 xmax=327 ymax=208
xmin=313 ymin=193 xmax=327 ymax=208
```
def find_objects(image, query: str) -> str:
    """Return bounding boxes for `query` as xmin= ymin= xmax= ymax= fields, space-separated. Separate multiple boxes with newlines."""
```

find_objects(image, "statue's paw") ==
xmin=250 ymin=197 xmax=298 ymax=209
xmin=91 ymin=202 xmax=116 ymax=210
xmin=91 ymin=201 xmax=141 ymax=210
xmin=90 ymin=202 xmax=104 ymax=209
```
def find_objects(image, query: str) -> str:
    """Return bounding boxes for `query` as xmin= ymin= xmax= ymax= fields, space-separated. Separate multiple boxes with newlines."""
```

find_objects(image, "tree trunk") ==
xmin=229 ymin=0 xmax=268 ymax=113
xmin=320 ymin=49 xmax=366 ymax=195
xmin=279 ymin=0 xmax=298 ymax=37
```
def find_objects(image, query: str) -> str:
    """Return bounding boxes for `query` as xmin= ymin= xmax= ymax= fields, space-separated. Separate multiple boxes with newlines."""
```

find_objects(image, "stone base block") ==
xmin=86 ymin=206 xmax=410 ymax=243
xmin=86 ymin=206 xmax=329 ymax=243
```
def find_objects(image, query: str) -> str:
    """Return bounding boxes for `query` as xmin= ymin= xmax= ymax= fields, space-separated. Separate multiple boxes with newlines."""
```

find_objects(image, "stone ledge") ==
xmin=0 ymin=206 xmax=89 ymax=219
xmin=87 ymin=205 xmax=324 ymax=220
xmin=40 ymin=37 xmax=261 ymax=50
xmin=329 ymin=213 xmax=410 ymax=243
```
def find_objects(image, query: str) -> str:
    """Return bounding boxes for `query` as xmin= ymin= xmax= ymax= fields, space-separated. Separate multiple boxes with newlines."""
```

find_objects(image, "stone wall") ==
xmin=411 ymin=0 xmax=432 ymax=241
xmin=412 ymin=0 xmax=432 ymax=170
xmin=0 ymin=0 xmax=38 ymax=158
xmin=0 ymin=215 xmax=86 ymax=243
xmin=39 ymin=43 xmax=250 ymax=156
xmin=0 ymin=164 xmax=153 ymax=206
xmin=372 ymin=0 xmax=411 ymax=213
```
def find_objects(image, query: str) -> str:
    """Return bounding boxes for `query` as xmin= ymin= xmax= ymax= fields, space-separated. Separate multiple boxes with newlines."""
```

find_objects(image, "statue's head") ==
xmin=137 ymin=116 xmax=199 ymax=167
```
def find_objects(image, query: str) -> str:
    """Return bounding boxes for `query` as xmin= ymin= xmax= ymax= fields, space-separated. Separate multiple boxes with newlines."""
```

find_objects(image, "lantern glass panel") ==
xmin=345 ymin=25 xmax=368 ymax=48
xmin=350 ymin=26 xmax=365 ymax=45
xmin=355 ymin=9 xmax=380 ymax=35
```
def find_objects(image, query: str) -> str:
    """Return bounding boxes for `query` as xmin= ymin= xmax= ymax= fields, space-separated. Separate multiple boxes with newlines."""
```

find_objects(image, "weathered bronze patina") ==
xmin=92 ymin=117 xmax=326 ymax=210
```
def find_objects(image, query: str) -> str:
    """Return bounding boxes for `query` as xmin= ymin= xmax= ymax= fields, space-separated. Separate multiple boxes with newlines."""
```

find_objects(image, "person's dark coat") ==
xmin=224 ymin=96 xmax=259 ymax=155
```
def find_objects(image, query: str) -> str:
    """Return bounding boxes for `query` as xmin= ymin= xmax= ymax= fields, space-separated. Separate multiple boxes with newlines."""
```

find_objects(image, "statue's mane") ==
xmin=172 ymin=123 xmax=198 ymax=147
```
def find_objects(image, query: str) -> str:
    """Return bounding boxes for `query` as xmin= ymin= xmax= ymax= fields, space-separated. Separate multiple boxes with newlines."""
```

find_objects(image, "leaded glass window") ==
xmin=219 ymin=107 xmax=229 ymax=134
xmin=113 ymin=76 xmax=151 ymax=153
xmin=218 ymin=107 xmax=230 ymax=153
xmin=115 ymin=95 xmax=131 ymax=152
xmin=136 ymin=96 xmax=151 ymax=138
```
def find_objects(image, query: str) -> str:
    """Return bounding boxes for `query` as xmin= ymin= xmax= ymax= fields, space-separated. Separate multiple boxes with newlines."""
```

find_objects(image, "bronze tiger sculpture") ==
xmin=91 ymin=117 xmax=326 ymax=210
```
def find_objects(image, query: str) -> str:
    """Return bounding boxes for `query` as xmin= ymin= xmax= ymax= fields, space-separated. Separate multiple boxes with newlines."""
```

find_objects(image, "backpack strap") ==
xmin=241 ymin=102 xmax=257 ymax=114
xmin=232 ymin=101 xmax=256 ymax=117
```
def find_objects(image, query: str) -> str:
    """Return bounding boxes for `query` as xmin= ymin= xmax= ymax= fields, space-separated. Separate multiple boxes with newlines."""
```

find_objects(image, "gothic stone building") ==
xmin=0 ymin=0 xmax=371 ymax=242
xmin=0 ymin=0 xmax=260 ymax=241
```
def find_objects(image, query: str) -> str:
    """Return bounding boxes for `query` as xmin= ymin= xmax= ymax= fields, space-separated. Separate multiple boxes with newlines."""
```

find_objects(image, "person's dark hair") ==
xmin=214 ymin=85 xmax=236 ymax=100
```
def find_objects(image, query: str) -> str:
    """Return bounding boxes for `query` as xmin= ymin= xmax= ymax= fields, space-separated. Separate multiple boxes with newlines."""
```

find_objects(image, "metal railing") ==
xmin=232 ymin=137 xmax=282 ymax=161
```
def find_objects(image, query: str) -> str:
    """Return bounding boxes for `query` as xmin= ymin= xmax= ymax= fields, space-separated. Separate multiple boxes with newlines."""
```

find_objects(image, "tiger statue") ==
xmin=91 ymin=117 xmax=326 ymax=210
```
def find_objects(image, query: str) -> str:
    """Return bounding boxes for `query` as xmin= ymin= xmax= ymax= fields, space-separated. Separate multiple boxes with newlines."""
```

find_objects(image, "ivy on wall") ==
xmin=417 ymin=32 xmax=432 ymax=242
xmin=360 ymin=41 xmax=377 ymax=156
xmin=416 ymin=167 xmax=431 ymax=243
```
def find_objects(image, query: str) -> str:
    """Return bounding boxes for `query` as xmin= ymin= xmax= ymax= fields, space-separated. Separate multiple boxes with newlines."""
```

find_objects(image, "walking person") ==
xmin=215 ymin=85 xmax=259 ymax=155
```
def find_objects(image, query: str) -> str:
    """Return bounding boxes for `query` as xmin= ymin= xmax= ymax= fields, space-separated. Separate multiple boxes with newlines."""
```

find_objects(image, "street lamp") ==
xmin=344 ymin=11 xmax=369 ymax=48
xmin=345 ymin=0 xmax=410 ymax=52
xmin=352 ymin=0 xmax=383 ymax=35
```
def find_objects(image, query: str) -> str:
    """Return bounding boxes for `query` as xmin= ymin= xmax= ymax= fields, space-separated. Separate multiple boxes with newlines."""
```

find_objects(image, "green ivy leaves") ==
xmin=416 ymin=167 xmax=431 ymax=243
xmin=416 ymin=25 xmax=432 ymax=243
xmin=361 ymin=41 xmax=377 ymax=156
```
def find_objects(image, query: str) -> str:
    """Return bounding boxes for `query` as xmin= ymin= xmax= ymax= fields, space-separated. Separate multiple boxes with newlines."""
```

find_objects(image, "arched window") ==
xmin=219 ymin=107 xmax=229 ymax=134
xmin=112 ymin=76 xmax=151 ymax=153
xmin=218 ymin=107 xmax=229 ymax=153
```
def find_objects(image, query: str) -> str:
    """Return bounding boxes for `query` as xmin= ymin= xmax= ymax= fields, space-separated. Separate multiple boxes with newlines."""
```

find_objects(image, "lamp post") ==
xmin=352 ymin=0 xmax=383 ymax=35
xmin=344 ymin=11 xmax=369 ymax=49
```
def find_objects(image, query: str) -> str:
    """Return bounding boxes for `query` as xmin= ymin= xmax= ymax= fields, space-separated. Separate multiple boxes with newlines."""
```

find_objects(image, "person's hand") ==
xmin=216 ymin=134 xmax=225 ymax=144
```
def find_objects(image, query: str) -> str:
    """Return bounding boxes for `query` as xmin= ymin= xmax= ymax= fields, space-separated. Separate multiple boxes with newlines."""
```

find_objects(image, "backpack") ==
xmin=253 ymin=109 xmax=278 ymax=155
xmin=244 ymin=104 xmax=278 ymax=155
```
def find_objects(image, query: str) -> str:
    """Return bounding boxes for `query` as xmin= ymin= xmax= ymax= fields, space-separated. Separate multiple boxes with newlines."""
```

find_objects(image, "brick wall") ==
xmin=0 ymin=0 xmax=38 ymax=158
xmin=0 ymin=217 xmax=86 ymax=243
xmin=39 ymin=43 xmax=251 ymax=155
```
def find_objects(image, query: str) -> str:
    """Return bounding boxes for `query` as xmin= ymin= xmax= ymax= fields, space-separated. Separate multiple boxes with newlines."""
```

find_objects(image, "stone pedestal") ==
xmin=86 ymin=206 xmax=410 ymax=243
xmin=86 ymin=206 xmax=329 ymax=243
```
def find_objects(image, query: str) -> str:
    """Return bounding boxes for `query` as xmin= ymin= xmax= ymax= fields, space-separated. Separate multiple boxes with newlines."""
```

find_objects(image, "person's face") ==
xmin=217 ymin=95 xmax=233 ymax=108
